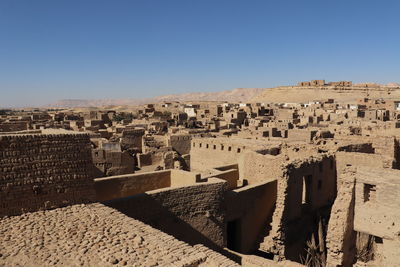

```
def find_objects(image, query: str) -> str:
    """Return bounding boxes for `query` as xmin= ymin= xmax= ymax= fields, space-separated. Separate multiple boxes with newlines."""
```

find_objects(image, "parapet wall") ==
xmin=190 ymin=138 xmax=248 ymax=170
xmin=94 ymin=169 xmax=201 ymax=201
xmin=94 ymin=170 xmax=171 ymax=201
xmin=208 ymin=169 xmax=239 ymax=190
xmin=0 ymin=132 xmax=96 ymax=217
xmin=170 ymin=169 xmax=200 ymax=186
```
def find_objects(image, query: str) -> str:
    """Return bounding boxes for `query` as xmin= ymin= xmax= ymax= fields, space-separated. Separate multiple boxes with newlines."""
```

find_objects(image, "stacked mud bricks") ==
xmin=0 ymin=132 xmax=96 ymax=217
xmin=0 ymin=121 xmax=29 ymax=132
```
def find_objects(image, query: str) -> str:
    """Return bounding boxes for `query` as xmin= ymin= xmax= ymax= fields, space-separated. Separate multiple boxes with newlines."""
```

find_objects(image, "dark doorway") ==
xmin=302 ymin=175 xmax=312 ymax=205
xmin=227 ymin=219 xmax=241 ymax=251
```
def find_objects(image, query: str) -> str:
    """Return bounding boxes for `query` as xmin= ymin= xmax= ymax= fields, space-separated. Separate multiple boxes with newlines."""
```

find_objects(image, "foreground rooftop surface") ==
xmin=0 ymin=203 xmax=238 ymax=267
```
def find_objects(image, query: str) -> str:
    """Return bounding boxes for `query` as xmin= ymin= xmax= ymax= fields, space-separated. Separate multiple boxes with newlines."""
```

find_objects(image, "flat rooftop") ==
xmin=192 ymin=137 xmax=282 ymax=150
xmin=0 ymin=203 xmax=238 ymax=267
xmin=0 ymin=129 xmax=86 ymax=136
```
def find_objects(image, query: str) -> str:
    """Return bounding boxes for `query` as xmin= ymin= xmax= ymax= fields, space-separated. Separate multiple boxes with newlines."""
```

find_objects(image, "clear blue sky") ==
xmin=1 ymin=0 xmax=399 ymax=107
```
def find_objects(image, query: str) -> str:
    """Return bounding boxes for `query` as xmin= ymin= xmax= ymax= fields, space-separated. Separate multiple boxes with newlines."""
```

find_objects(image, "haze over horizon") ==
xmin=1 ymin=0 xmax=400 ymax=108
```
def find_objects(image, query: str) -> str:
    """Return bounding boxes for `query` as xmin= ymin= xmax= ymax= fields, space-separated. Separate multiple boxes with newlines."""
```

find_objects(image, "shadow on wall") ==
xmin=225 ymin=180 xmax=278 ymax=254
xmin=284 ymin=206 xmax=333 ymax=263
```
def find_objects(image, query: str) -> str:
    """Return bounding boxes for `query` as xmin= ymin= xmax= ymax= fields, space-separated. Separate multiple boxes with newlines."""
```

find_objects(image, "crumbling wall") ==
xmin=327 ymin=166 xmax=400 ymax=267
xmin=326 ymin=168 xmax=356 ymax=267
xmin=285 ymin=155 xmax=336 ymax=220
xmin=332 ymin=167 xmax=400 ymax=266
xmin=138 ymin=148 xmax=174 ymax=170
xmin=260 ymin=154 xmax=337 ymax=262
xmin=260 ymin=166 xmax=290 ymax=260
xmin=354 ymin=167 xmax=400 ymax=239
xmin=105 ymin=151 xmax=135 ymax=176
xmin=121 ymin=128 xmax=145 ymax=152
xmin=163 ymin=150 xmax=174 ymax=169
xmin=92 ymin=149 xmax=135 ymax=177
xmin=169 ymin=134 xmax=192 ymax=155
xmin=0 ymin=133 xmax=95 ymax=217
xmin=104 ymin=178 xmax=227 ymax=248
xmin=337 ymin=143 xmax=374 ymax=153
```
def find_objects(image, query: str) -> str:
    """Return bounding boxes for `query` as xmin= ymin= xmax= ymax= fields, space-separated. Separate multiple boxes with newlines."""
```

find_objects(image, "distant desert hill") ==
xmin=387 ymin=82 xmax=400 ymax=88
xmin=48 ymin=83 xmax=400 ymax=108
xmin=155 ymin=88 xmax=265 ymax=102
xmin=49 ymin=88 xmax=265 ymax=108
xmin=50 ymin=98 xmax=150 ymax=108
xmin=250 ymin=84 xmax=400 ymax=104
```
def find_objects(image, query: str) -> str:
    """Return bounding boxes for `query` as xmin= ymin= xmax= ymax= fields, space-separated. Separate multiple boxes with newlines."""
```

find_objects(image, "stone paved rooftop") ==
xmin=0 ymin=203 xmax=239 ymax=267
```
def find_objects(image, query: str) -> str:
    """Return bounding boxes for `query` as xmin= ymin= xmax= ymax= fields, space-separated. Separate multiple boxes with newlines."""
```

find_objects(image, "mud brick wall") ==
xmin=104 ymin=178 xmax=227 ymax=249
xmin=191 ymin=139 xmax=247 ymax=170
xmin=371 ymin=136 xmax=397 ymax=168
xmin=354 ymin=167 xmax=400 ymax=239
xmin=0 ymin=133 xmax=96 ymax=217
xmin=0 ymin=121 xmax=29 ymax=132
xmin=121 ymin=129 xmax=145 ymax=152
xmin=326 ymin=168 xmax=356 ymax=267
xmin=226 ymin=180 xmax=277 ymax=253
xmin=169 ymin=134 xmax=191 ymax=155
xmin=260 ymin=154 xmax=337 ymax=261
xmin=94 ymin=170 xmax=171 ymax=201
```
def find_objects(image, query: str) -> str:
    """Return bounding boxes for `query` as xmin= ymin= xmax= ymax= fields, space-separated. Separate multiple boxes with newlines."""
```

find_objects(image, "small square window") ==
xmin=364 ymin=184 xmax=376 ymax=202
